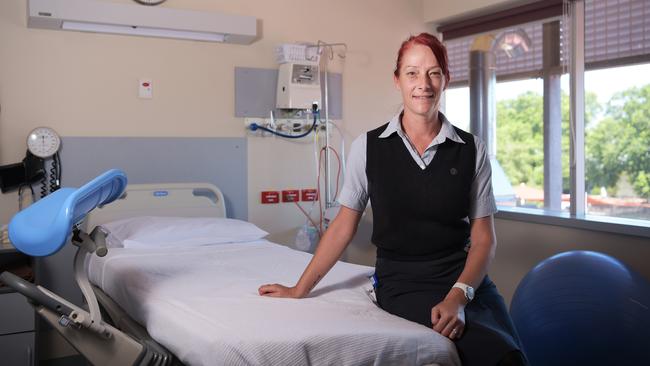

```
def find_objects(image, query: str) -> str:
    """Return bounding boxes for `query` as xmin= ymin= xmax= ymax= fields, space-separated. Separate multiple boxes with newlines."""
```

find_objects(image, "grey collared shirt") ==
xmin=338 ymin=110 xmax=497 ymax=220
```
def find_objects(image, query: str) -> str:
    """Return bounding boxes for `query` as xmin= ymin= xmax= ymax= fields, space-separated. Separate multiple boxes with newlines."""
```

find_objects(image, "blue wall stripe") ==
xmin=59 ymin=137 xmax=248 ymax=220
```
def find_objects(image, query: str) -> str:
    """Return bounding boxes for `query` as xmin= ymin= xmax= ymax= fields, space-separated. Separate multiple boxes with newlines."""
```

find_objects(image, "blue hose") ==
xmin=249 ymin=111 xmax=319 ymax=139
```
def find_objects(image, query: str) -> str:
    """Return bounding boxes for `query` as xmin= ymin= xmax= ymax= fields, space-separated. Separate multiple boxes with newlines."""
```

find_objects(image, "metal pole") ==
xmin=324 ymin=61 xmax=332 ymax=208
xmin=543 ymin=20 xmax=563 ymax=211
xmin=307 ymin=42 xmax=347 ymax=209
xmin=570 ymin=0 xmax=586 ymax=216
xmin=469 ymin=50 xmax=496 ymax=158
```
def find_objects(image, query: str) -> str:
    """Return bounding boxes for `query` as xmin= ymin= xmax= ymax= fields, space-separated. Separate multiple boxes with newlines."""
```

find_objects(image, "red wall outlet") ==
xmin=282 ymin=189 xmax=300 ymax=202
xmin=261 ymin=191 xmax=280 ymax=204
xmin=301 ymin=189 xmax=318 ymax=202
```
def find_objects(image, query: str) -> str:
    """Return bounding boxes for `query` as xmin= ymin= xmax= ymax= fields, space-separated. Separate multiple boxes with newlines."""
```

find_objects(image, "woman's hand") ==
xmin=258 ymin=284 xmax=304 ymax=298
xmin=431 ymin=292 xmax=466 ymax=340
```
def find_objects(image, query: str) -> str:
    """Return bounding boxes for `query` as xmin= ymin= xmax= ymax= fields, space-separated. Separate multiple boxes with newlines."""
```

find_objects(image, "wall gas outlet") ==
xmin=301 ymin=189 xmax=318 ymax=202
xmin=261 ymin=191 xmax=280 ymax=204
xmin=282 ymin=189 xmax=300 ymax=202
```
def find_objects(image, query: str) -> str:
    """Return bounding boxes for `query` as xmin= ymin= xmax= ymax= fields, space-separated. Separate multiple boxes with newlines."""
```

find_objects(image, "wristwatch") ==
xmin=452 ymin=282 xmax=475 ymax=303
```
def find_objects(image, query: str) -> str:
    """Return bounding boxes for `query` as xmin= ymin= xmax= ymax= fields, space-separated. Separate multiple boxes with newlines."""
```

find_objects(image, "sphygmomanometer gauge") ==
xmin=27 ymin=127 xmax=61 ymax=159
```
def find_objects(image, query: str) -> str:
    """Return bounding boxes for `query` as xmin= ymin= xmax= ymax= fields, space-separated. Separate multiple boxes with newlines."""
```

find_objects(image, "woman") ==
xmin=259 ymin=33 xmax=527 ymax=366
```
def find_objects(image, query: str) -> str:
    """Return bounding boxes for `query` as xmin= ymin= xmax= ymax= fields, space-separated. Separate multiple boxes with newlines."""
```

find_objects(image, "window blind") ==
xmin=443 ymin=0 xmax=650 ymax=87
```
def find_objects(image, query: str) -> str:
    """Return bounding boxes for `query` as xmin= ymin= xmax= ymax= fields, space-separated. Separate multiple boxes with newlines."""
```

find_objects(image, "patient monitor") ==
xmin=0 ymin=169 xmax=175 ymax=366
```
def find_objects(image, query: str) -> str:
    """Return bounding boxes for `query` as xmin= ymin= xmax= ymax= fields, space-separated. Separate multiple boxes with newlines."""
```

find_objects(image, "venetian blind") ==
xmin=442 ymin=0 xmax=650 ymax=87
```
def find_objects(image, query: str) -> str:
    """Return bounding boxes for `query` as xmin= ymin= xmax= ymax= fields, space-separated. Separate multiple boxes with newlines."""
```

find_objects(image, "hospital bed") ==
xmin=1 ymin=170 xmax=460 ymax=366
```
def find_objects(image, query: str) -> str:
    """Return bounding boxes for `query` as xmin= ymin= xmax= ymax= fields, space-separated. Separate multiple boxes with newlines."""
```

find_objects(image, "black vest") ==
xmin=366 ymin=122 xmax=476 ymax=261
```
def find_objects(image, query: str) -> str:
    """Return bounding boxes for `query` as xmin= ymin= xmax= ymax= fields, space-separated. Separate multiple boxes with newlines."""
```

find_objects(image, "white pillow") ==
xmin=101 ymin=216 xmax=268 ymax=249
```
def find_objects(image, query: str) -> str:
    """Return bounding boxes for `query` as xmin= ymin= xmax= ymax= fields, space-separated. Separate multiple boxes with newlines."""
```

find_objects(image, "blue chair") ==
xmin=510 ymin=250 xmax=650 ymax=366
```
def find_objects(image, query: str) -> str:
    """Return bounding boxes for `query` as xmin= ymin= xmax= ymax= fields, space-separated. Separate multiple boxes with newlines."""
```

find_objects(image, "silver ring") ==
xmin=451 ymin=328 xmax=458 ymax=334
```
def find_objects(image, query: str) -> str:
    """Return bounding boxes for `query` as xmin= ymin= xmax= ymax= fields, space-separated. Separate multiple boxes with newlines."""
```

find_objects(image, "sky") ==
xmin=443 ymin=62 xmax=650 ymax=131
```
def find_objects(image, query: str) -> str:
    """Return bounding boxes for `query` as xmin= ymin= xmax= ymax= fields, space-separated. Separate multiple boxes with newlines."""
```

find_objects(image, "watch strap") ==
xmin=452 ymin=282 xmax=474 ymax=302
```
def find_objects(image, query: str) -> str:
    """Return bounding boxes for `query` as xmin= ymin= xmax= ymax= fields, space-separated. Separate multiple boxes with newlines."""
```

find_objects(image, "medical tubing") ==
xmin=49 ymin=153 xmax=60 ymax=193
xmin=40 ymin=174 xmax=47 ymax=198
xmin=18 ymin=185 xmax=25 ymax=211
xmin=56 ymin=152 xmax=62 ymax=188
xmin=294 ymin=201 xmax=322 ymax=237
xmin=315 ymin=145 xmax=342 ymax=232
xmin=322 ymin=119 xmax=346 ymax=184
xmin=299 ymin=131 xmax=317 ymax=221
xmin=305 ymin=130 xmax=321 ymax=225
xmin=320 ymin=146 xmax=342 ymax=200
xmin=249 ymin=111 xmax=319 ymax=139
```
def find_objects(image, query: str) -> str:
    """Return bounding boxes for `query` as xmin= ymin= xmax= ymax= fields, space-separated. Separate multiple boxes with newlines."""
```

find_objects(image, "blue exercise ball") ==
xmin=510 ymin=250 xmax=650 ymax=366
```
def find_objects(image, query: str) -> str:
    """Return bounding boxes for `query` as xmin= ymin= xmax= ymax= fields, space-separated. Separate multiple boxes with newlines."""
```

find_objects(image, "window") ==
xmin=584 ymin=63 xmax=650 ymax=220
xmin=440 ymin=0 xmax=650 ymax=232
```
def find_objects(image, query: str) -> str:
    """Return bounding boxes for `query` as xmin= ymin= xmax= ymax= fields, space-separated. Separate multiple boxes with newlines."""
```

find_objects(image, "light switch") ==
xmin=139 ymin=79 xmax=153 ymax=99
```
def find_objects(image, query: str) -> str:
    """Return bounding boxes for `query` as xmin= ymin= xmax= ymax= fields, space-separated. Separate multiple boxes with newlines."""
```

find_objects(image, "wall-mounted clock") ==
xmin=133 ymin=0 xmax=167 ymax=6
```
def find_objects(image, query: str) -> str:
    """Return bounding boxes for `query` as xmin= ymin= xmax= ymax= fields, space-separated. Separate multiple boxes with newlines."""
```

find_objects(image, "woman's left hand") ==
xmin=431 ymin=295 xmax=466 ymax=340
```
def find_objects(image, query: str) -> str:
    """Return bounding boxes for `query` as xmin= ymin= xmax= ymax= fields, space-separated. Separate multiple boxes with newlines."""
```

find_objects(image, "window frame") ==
xmin=440 ymin=0 xmax=650 ymax=238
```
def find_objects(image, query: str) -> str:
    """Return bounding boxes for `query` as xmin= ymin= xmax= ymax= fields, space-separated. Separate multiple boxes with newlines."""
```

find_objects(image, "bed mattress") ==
xmin=86 ymin=240 xmax=460 ymax=366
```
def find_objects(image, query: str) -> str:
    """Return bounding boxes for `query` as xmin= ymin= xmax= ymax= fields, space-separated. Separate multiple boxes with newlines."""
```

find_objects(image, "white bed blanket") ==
xmin=86 ymin=240 xmax=460 ymax=366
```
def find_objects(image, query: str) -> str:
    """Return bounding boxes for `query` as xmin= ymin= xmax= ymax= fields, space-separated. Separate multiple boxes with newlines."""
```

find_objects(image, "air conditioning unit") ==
xmin=27 ymin=0 xmax=258 ymax=44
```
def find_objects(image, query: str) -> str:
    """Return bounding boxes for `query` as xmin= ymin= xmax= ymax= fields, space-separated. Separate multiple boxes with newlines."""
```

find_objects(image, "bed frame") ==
xmin=86 ymin=183 xmax=227 ymax=229
xmin=2 ymin=174 xmax=227 ymax=366
xmin=86 ymin=183 xmax=227 ymax=366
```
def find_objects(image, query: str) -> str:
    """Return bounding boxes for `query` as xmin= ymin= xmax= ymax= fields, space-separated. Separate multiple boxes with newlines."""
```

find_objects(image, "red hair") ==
xmin=393 ymin=33 xmax=451 ymax=87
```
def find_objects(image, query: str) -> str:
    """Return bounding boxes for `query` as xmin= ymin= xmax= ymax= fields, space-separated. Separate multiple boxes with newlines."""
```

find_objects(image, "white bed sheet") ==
xmin=87 ymin=240 xmax=460 ymax=366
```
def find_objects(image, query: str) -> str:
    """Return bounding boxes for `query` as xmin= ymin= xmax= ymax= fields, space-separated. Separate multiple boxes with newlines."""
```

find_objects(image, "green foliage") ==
xmin=496 ymin=91 xmax=544 ymax=186
xmin=496 ymin=84 xmax=649 ymax=199
xmin=585 ymin=85 xmax=650 ymax=198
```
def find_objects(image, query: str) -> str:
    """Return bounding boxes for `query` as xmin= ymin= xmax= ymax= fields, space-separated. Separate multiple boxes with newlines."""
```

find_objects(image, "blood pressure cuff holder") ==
xmin=0 ymin=151 xmax=45 ymax=193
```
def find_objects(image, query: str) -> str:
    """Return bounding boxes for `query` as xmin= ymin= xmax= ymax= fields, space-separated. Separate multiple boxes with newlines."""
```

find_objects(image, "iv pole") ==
xmin=306 ymin=41 xmax=347 ymax=209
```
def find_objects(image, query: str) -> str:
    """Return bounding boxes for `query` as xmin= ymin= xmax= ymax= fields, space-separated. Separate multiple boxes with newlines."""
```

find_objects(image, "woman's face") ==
xmin=394 ymin=44 xmax=445 ymax=120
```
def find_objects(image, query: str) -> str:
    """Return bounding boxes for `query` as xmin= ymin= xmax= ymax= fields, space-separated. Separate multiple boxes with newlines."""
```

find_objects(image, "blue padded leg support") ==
xmin=8 ymin=169 xmax=127 ymax=257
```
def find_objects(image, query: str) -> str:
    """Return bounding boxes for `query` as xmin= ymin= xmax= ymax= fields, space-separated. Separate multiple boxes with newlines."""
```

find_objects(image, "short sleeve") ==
xmin=337 ymin=134 xmax=369 ymax=212
xmin=469 ymin=136 xmax=497 ymax=219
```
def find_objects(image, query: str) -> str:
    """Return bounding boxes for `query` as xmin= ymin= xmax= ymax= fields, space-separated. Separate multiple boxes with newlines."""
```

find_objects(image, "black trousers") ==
xmin=375 ymin=252 xmax=526 ymax=366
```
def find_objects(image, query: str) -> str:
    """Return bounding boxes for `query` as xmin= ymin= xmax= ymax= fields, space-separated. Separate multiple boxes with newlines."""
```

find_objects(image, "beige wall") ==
xmin=422 ymin=0 xmax=535 ymax=26
xmin=344 ymin=215 xmax=650 ymax=306
xmin=3 ymin=0 xmax=649 ymax=360
xmin=492 ymin=218 xmax=650 ymax=305
xmin=0 ymin=0 xmax=430 ymax=225
xmin=2 ymin=0 xmax=647 ymax=292
xmin=0 ymin=1 xmax=428 ymax=358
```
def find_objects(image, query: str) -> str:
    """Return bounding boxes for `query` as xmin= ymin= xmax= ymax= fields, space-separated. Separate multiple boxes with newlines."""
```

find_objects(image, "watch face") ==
xmin=133 ymin=0 xmax=167 ymax=5
xmin=466 ymin=286 xmax=475 ymax=301
xmin=27 ymin=127 xmax=61 ymax=158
